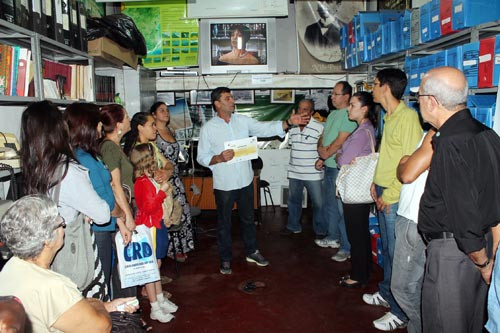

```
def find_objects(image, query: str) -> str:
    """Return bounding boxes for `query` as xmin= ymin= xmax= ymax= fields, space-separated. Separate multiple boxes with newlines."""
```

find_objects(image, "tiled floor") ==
xmin=144 ymin=207 xmax=399 ymax=332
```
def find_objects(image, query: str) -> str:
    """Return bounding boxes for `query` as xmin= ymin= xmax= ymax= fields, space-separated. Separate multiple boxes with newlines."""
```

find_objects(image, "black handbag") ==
xmin=110 ymin=311 xmax=147 ymax=333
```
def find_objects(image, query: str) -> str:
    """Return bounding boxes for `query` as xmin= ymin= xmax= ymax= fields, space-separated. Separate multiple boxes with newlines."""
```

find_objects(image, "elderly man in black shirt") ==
xmin=417 ymin=66 xmax=500 ymax=332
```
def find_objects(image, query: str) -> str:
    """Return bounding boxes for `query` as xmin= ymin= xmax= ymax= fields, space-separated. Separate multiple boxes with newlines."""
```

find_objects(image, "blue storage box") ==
xmin=452 ymin=0 xmax=500 ymax=30
xmin=463 ymin=41 xmax=480 ymax=88
xmin=373 ymin=28 xmax=382 ymax=59
xmin=340 ymin=25 xmax=348 ymax=48
xmin=476 ymin=108 xmax=494 ymax=127
xmin=494 ymin=34 xmax=500 ymax=87
xmin=418 ymin=55 xmax=432 ymax=83
xmin=404 ymin=57 xmax=412 ymax=96
xmin=420 ymin=2 xmax=431 ymax=43
xmin=410 ymin=58 xmax=421 ymax=91
xmin=381 ymin=23 xmax=391 ymax=55
xmin=430 ymin=0 xmax=442 ymax=41
xmin=360 ymin=34 xmax=372 ymax=62
xmin=435 ymin=50 xmax=447 ymax=67
xmin=446 ymin=45 xmax=464 ymax=70
xmin=467 ymin=94 xmax=496 ymax=127
xmin=402 ymin=10 xmax=412 ymax=50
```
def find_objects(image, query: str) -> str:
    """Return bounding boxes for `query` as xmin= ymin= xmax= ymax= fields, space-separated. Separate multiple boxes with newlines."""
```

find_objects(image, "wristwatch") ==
xmin=286 ymin=119 xmax=292 ymax=127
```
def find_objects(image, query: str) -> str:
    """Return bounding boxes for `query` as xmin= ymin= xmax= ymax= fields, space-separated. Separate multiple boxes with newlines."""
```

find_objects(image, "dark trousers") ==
xmin=343 ymin=203 xmax=372 ymax=284
xmin=422 ymin=237 xmax=490 ymax=333
xmin=214 ymin=182 xmax=257 ymax=262
xmin=94 ymin=231 xmax=113 ymax=293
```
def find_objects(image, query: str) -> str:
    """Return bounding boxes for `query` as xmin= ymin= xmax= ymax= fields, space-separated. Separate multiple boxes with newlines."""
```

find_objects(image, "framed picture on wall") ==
xmin=232 ymin=90 xmax=255 ymax=104
xmin=271 ymin=89 xmax=295 ymax=104
xmin=295 ymin=89 xmax=311 ymax=96
xmin=156 ymin=92 xmax=176 ymax=106
xmin=189 ymin=90 xmax=212 ymax=105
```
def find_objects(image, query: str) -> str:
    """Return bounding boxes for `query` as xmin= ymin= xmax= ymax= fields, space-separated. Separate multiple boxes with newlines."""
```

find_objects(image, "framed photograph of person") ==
xmin=156 ymin=92 xmax=176 ymax=106
xmin=232 ymin=90 xmax=255 ymax=104
xmin=189 ymin=90 xmax=212 ymax=105
xmin=271 ymin=89 xmax=295 ymax=104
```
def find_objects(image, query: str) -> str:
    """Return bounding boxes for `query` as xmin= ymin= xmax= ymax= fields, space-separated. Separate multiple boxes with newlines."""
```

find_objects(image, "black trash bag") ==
xmin=86 ymin=14 xmax=147 ymax=56
xmin=86 ymin=17 xmax=110 ymax=40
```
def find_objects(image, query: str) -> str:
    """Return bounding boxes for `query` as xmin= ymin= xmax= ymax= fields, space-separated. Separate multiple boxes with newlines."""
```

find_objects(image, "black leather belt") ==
xmin=422 ymin=231 xmax=454 ymax=243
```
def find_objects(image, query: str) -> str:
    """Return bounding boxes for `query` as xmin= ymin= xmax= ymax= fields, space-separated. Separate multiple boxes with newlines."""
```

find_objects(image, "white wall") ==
xmin=0 ymin=106 xmax=24 ymax=139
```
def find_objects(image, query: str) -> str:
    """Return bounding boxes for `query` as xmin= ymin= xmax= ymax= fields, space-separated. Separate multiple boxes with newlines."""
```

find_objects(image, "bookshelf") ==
xmin=0 ymin=18 xmax=95 ymax=105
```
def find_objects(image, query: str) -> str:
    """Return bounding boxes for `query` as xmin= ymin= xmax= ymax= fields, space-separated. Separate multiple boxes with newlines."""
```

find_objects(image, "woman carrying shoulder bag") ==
xmin=20 ymin=100 xmax=111 ymax=299
xmin=336 ymin=92 xmax=377 ymax=288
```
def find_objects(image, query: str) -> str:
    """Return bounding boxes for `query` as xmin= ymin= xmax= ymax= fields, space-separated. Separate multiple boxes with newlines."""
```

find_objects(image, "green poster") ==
xmin=122 ymin=0 xmax=198 ymax=68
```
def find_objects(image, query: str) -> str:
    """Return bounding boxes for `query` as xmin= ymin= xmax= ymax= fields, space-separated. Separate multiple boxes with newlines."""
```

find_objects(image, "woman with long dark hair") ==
xmin=20 ymin=100 xmax=110 ymax=299
xmin=336 ymin=92 xmax=377 ymax=288
xmin=151 ymin=102 xmax=194 ymax=260
xmin=64 ymin=103 xmax=132 ymax=294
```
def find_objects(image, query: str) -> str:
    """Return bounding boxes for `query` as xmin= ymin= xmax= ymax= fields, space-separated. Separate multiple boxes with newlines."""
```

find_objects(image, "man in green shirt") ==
xmin=362 ymin=68 xmax=423 ymax=331
xmin=314 ymin=81 xmax=357 ymax=262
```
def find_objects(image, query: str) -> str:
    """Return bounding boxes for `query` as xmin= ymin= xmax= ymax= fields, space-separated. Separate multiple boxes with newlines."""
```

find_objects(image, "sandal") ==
xmin=339 ymin=278 xmax=363 ymax=288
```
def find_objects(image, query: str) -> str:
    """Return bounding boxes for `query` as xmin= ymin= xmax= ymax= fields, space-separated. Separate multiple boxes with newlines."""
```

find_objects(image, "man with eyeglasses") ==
xmin=417 ymin=67 xmax=500 ymax=332
xmin=314 ymin=81 xmax=356 ymax=263
xmin=362 ymin=68 xmax=422 ymax=331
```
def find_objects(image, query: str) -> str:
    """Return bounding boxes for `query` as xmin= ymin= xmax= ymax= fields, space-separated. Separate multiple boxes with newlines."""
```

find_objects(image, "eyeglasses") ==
xmin=56 ymin=216 xmax=66 ymax=229
xmin=415 ymin=92 xmax=434 ymax=99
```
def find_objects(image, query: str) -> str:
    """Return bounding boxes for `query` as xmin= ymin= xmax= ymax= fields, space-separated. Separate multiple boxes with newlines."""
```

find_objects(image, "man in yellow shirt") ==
xmin=362 ymin=68 xmax=423 ymax=331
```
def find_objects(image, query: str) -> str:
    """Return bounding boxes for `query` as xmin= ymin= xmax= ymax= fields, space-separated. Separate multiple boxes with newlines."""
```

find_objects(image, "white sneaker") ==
xmin=373 ymin=312 xmax=407 ymax=331
xmin=362 ymin=291 xmax=390 ymax=308
xmin=159 ymin=298 xmax=178 ymax=313
xmin=150 ymin=308 xmax=175 ymax=323
xmin=314 ymin=238 xmax=340 ymax=248
xmin=331 ymin=250 xmax=350 ymax=262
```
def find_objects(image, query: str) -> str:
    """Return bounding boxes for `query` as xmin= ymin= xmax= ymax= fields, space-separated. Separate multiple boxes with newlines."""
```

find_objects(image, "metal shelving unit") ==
xmin=0 ymin=19 xmax=95 ymax=105
xmin=350 ymin=20 xmax=500 ymax=95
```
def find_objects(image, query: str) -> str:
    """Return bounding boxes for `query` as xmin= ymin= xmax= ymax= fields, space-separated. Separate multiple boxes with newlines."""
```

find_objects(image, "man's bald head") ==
xmin=421 ymin=66 xmax=468 ymax=111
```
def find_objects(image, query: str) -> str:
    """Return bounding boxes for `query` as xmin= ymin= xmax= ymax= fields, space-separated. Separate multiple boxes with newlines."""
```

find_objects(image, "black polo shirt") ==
xmin=418 ymin=109 xmax=500 ymax=254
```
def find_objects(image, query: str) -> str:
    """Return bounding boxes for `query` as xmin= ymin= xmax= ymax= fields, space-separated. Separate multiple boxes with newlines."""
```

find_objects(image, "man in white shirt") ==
xmin=282 ymin=99 xmax=325 ymax=236
xmin=197 ymin=87 xmax=309 ymax=275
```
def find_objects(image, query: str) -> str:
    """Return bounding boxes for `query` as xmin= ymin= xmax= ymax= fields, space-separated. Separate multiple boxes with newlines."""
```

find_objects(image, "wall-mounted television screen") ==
xmin=199 ymin=18 xmax=277 ymax=74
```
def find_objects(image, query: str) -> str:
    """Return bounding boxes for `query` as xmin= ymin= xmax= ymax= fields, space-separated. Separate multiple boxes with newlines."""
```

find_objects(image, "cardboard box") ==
xmin=411 ymin=8 xmax=421 ymax=47
xmin=435 ymin=50 xmax=447 ymax=67
xmin=88 ymin=37 xmax=138 ymax=69
xmin=409 ymin=58 xmax=421 ymax=91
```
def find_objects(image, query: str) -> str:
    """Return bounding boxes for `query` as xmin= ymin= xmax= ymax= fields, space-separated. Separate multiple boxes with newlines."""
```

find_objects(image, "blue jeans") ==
xmin=391 ymin=216 xmax=425 ymax=333
xmin=376 ymin=186 xmax=407 ymax=322
xmin=286 ymin=178 xmax=324 ymax=235
xmin=323 ymin=167 xmax=350 ymax=253
xmin=214 ymin=182 xmax=257 ymax=263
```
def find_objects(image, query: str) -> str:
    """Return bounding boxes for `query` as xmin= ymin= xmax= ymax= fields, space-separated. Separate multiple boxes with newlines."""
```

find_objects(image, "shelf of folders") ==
xmin=0 ymin=18 xmax=94 ymax=105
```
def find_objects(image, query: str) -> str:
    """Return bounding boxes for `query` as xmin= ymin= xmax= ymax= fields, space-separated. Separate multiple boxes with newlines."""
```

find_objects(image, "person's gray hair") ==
xmin=300 ymin=98 xmax=315 ymax=111
xmin=0 ymin=195 xmax=59 ymax=259
xmin=422 ymin=73 xmax=468 ymax=110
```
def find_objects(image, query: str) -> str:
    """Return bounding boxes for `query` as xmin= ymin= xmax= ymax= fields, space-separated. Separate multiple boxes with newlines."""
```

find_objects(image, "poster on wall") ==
xmin=122 ymin=0 xmax=198 ymax=69
xmin=295 ymin=0 xmax=365 ymax=73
